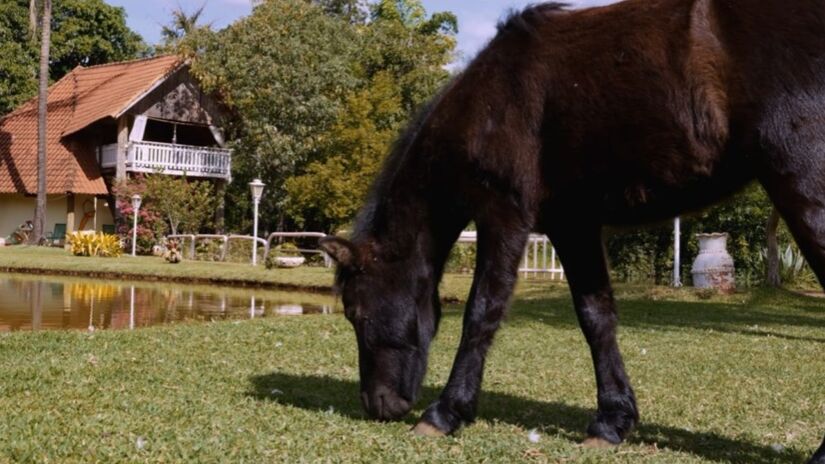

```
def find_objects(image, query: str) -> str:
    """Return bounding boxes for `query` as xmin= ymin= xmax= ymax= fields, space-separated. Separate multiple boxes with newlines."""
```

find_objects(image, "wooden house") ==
xmin=0 ymin=55 xmax=231 ymax=240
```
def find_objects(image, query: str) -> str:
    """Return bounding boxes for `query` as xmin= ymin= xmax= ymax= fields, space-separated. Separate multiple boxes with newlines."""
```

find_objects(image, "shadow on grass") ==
xmin=503 ymin=288 xmax=825 ymax=344
xmin=248 ymin=372 xmax=811 ymax=464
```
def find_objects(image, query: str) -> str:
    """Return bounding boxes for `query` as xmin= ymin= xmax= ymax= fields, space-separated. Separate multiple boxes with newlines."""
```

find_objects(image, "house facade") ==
xmin=0 ymin=55 xmax=231 ymax=240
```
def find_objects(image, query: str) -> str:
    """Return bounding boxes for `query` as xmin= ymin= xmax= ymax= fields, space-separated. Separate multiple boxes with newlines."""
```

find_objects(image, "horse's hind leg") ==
xmin=546 ymin=219 xmax=638 ymax=445
xmin=759 ymin=156 xmax=825 ymax=463
xmin=414 ymin=202 xmax=531 ymax=436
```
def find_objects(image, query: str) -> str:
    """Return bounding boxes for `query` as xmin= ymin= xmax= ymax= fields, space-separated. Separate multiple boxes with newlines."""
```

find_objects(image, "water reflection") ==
xmin=0 ymin=273 xmax=336 ymax=332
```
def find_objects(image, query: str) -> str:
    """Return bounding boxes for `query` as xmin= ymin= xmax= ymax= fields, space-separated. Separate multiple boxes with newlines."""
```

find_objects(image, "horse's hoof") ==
xmin=581 ymin=437 xmax=617 ymax=449
xmin=412 ymin=421 xmax=447 ymax=437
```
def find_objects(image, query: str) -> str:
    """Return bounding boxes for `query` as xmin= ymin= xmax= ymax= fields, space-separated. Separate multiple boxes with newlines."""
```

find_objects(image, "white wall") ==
xmin=0 ymin=194 xmax=115 ymax=240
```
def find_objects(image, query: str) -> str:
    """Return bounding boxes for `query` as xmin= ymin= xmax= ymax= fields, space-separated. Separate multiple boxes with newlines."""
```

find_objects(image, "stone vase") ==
xmin=691 ymin=233 xmax=735 ymax=292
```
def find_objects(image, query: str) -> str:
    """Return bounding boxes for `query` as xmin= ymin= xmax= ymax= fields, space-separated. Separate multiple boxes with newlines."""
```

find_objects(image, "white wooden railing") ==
xmin=100 ymin=142 xmax=232 ymax=180
xmin=458 ymin=231 xmax=564 ymax=280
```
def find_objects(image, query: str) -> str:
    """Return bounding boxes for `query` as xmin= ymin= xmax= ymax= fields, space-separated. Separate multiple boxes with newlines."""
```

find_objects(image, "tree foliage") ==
xmin=190 ymin=0 xmax=361 ymax=233
xmin=0 ymin=0 xmax=146 ymax=116
xmin=159 ymin=3 xmax=213 ymax=53
xmin=284 ymin=72 xmax=402 ymax=230
xmin=188 ymin=0 xmax=457 ymax=233
xmin=143 ymin=175 xmax=216 ymax=236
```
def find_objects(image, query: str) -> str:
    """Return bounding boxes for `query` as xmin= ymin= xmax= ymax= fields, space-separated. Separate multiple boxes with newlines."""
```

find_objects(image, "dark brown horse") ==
xmin=319 ymin=0 xmax=825 ymax=461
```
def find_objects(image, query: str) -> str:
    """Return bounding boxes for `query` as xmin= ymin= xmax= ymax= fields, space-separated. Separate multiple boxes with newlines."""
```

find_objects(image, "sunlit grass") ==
xmin=0 ymin=282 xmax=823 ymax=462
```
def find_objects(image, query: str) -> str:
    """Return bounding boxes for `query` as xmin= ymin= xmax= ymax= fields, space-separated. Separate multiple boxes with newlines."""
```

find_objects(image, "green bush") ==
xmin=605 ymin=184 xmax=794 ymax=286
xmin=194 ymin=238 xmax=224 ymax=262
xmin=446 ymin=243 xmax=476 ymax=274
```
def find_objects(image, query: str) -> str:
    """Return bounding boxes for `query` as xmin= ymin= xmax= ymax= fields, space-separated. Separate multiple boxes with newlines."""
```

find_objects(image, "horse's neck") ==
xmin=375 ymin=189 xmax=462 ymax=283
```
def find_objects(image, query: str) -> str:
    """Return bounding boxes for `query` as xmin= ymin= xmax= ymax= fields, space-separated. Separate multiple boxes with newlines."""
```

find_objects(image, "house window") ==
xmin=141 ymin=119 xmax=217 ymax=147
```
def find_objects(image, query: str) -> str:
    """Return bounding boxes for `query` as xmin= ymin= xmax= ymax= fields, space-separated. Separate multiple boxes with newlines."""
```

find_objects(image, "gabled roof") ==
xmin=0 ymin=55 xmax=182 ymax=195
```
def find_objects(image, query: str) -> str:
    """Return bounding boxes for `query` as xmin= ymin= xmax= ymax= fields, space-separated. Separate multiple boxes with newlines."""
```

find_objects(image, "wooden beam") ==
xmin=116 ymin=116 xmax=129 ymax=180
xmin=66 ymin=193 xmax=75 ymax=234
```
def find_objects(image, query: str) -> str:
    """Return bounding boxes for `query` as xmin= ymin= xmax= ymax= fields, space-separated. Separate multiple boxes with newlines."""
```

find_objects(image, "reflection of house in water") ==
xmin=0 ymin=275 xmax=337 ymax=332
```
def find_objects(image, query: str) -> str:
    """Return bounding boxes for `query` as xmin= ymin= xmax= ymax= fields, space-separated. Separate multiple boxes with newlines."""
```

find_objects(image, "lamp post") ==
xmin=673 ymin=216 xmax=682 ymax=287
xmin=249 ymin=179 xmax=265 ymax=266
xmin=131 ymin=194 xmax=142 ymax=257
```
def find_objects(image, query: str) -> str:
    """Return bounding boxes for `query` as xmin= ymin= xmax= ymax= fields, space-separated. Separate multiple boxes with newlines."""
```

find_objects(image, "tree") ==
xmin=143 ymin=175 xmax=216 ymax=235
xmin=160 ymin=3 xmax=212 ymax=50
xmin=283 ymin=0 xmax=458 ymax=231
xmin=311 ymin=0 xmax=367 ymax=23
xmin=0 ymin=1 xmax=37 ymax=116
xmin=49 ymin=0 xmax=147 ymax=77
xmin=285 ymin=72 xmax=403 ymax=231
xmin=0 ymin=0 xmax=146 ymax=117
xmin=187 ymin=0 xmax=456 ymax=233
xmin=29 ymin=0 xmax=50 ymax=245
xmin=190 ymin=0 xmax=359 ymax=233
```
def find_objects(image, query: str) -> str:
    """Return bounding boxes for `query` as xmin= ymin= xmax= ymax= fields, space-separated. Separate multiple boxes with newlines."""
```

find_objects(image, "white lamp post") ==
xmin=131 ymin=194 xmax=142 ymax=257
xmin=249 ymin=179 xmax=265 ymax=266
xmin=673 ymin=216 xmax=682 ymax=287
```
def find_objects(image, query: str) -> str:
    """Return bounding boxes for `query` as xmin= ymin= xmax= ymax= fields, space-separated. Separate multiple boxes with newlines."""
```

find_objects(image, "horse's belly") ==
xmin=597 ymin=160 xmax=755 ymax=226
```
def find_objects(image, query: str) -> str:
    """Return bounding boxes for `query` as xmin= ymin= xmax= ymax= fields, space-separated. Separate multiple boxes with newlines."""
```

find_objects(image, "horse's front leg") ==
xmin=414 ymin=214 xmax=530 ymax=436
xmin=548 ymin=221 xmax=638 ymax=446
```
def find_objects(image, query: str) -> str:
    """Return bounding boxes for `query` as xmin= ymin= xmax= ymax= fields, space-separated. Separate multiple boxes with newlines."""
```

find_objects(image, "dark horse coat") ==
xmin=320 ymin=0 xmax=825 ymax=461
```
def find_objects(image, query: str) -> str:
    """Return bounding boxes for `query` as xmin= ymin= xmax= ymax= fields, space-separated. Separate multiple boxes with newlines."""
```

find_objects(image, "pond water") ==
xmin=0 ymin=273 xmax=337 ymax=332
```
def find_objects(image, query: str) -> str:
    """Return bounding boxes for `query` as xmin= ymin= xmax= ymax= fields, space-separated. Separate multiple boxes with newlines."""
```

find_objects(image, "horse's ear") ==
xmin=319 ymin=236 xmax=358 ymax=269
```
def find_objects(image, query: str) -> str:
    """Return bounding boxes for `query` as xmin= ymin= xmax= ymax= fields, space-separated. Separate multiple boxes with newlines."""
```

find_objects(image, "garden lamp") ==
xmin=249 ymin=179 xmax=265 ymax=266
xmin=131 ymin=194 xmax=142 ymax=257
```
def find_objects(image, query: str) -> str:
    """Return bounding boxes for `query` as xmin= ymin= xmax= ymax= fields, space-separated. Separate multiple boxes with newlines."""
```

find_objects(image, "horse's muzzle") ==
xmin=361 ymin=386 xmax=412 ymax=421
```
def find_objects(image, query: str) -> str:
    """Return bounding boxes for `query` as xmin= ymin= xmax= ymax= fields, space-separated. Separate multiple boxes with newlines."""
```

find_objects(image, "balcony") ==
xmin=100 ymin=141 xmax=232 ymax=180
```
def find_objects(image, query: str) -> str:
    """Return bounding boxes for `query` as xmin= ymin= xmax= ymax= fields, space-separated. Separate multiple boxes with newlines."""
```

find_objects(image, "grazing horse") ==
xmin=319 ymin=0 xmax=825 ymax=460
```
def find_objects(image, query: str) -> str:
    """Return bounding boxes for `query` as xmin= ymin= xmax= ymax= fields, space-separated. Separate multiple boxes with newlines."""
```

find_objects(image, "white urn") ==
xmin=691 ymin=233 xmax=735 ymax=292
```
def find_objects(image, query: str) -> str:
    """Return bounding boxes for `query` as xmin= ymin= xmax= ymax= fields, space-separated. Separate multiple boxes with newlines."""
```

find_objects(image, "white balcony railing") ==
xmin=99 ymin=141 xmax=232 ymax=180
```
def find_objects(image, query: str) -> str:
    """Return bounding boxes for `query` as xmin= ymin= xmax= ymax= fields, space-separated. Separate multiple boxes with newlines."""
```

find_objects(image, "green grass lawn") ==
xmin=1 ymin=281 xmax=823 ymax=462
xmin=0 ymin=245 xmax=335 ymax=291
xmin=0 ymin=246 xmax=481 ymax=302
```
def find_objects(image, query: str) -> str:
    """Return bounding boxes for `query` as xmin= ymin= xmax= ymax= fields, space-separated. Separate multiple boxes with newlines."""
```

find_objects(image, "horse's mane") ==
xmin=497 ymin=3 xmax=569 ymax=38
xmin=350 ymin=87 xmax=448 ymax=244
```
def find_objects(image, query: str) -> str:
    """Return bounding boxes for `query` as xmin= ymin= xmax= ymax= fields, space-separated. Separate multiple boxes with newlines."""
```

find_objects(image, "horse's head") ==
xmin=320 ymin=236 xmax=438 ymax=421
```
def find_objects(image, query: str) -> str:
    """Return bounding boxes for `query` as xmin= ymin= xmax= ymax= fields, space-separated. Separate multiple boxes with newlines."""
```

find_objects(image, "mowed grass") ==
xmin=1 ymin=280 xmax=824 ymax=462
xmin=0 ymin=246 xmax=334 ymax=291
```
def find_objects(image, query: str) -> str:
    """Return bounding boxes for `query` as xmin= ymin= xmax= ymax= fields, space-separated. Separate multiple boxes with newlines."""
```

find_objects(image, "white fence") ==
xmin=164 ymin=231 xmax=563 ymax=279
xmin=457 ymin=231 xmax=564 ymax=280
xmin=166 ymin=233 xmax=330 ymax=266
xmin=100 ymin=142 xmax=232 ymax=180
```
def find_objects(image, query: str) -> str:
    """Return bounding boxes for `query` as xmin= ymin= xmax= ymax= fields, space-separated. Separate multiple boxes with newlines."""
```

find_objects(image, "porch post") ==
xmin=215 ymin=180 xmax=226 ymax=234
xmin=116 ymin=116 xmax=129 ymax=181
xmin=66 ymin=193 xmax=75 ymax=234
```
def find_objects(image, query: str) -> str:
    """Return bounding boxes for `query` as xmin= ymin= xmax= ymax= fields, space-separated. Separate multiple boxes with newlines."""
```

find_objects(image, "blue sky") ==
xmin=108 ymin=0 xmax=620 ymax=65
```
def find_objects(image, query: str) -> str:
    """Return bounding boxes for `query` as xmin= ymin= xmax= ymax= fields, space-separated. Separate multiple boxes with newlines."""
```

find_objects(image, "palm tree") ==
xmin=28 ymin=0 xmax=51 ymax=245
xmin=161 ymin=3 xmax=209 ymax=46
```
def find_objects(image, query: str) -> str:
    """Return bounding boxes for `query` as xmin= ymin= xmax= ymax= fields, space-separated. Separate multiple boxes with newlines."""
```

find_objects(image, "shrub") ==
xmin=265 ymin=242 xmax=302 ymax=270
xmin=606 ymin=184 xmax=783 ymax=286
xmin=446 ymin=243 xmax=476 ymax=274
xmin=194 ymin=238 xmax=224 ymax=261
xmin=67 ymin=233 xmax=123 ymax=257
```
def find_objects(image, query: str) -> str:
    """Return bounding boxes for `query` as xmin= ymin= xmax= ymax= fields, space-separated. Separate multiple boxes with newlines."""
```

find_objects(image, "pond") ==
xmin=0 ymin=272 xmax=337 ymax=332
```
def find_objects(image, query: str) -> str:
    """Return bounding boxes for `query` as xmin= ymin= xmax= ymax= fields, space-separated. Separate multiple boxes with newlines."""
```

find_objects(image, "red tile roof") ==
xmin=0 ymin=55 xmax=182 ymax=195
